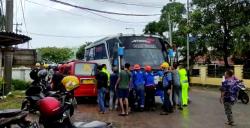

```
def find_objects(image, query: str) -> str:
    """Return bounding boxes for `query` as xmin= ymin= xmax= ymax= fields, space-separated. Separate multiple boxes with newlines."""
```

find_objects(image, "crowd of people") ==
xmin=95 ymin=62 xmax=190 ymax=116
xmin=29 ymin=61 xmax=241 ymax=126
xmin=29 ymin=63 xmax=70 ymax=92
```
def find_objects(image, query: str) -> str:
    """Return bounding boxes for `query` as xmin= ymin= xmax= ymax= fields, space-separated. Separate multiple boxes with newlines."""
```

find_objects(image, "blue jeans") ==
xmin=109 ymin=90 xmax=115 ymax=110
xmin=135 ymin=85 xmax=145 ymax=108
xmin=98 ymin=87 xmax=106 ymax=112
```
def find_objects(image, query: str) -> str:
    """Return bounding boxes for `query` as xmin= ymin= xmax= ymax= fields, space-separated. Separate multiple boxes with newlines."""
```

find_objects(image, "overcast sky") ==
xmin=11 ymin=0 xmax=186 ymax=48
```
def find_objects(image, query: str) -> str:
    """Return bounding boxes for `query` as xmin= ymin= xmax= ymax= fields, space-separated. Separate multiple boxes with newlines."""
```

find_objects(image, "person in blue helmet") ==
xmin=144 ymin=65 xmax=156 ymax=111
xmin=132 ymin=64 xmax=145 ymax=111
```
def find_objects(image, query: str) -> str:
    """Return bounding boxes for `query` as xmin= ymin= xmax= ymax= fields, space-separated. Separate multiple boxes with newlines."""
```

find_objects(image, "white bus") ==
xmin=84 ymin=34 xmax=170 ymax=73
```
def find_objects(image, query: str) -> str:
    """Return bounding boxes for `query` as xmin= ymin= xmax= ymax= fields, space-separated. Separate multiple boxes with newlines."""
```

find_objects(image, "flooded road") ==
xmin=73 ymin=87 xmax=250 ymax=128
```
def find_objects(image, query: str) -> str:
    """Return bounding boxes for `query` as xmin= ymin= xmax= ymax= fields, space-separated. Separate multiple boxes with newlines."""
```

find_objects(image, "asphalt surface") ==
xmin=72 ymin=87 xmax=250 ymax=128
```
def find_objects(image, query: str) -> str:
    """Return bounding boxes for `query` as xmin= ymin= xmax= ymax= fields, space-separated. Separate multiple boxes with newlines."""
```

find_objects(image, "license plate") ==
xmin=81 ymin=79 xmax=95 ymax=84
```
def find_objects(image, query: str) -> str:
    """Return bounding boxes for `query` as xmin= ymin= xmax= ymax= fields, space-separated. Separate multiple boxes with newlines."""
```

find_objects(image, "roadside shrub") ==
xmin=12 ymin=79 xmax=30 ymax=90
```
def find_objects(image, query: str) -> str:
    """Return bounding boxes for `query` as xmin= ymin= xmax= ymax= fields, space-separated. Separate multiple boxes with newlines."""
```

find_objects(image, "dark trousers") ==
xmin=128 ymin=89 xmax=136 ymax=111
xmin=163 ymin=87 xmax=173 ymax=112
xmin=224 ymin=102 xmax=234 ymax=123
xmin=145 ymin=86 xmax=155 ymax=110
xmin=172 ymin=86 xmax=182 ymax=107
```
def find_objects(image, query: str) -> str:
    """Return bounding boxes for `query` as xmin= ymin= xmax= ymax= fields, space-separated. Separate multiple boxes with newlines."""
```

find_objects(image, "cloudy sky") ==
xmin=11 ymin=0 xmax=186 ymax=48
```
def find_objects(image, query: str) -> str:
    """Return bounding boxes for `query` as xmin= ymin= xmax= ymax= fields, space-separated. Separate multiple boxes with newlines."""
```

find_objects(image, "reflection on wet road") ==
xmin=73 ymin=87 xmax=250 ymax=128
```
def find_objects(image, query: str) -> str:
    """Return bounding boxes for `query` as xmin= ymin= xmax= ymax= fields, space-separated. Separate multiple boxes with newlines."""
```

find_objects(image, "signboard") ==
xmin=119 ymin=36 xmax=162 ymax=49
xmin=13 ymin=49 xmax=37 ymax=66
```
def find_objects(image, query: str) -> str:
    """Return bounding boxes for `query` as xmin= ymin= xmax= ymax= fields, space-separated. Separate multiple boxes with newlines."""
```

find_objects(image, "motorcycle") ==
xmin=237 ymin=80 xmax=249 ymax=104
xmin=21 ymin=74 xmax=55 ymax=113
xmin=0 ymin=109 xmax=39 ymax=128
xmin=38 ymin=75 xmax=112 ymax=128
xmin=39 ymin=91 xmax=77 ymax=128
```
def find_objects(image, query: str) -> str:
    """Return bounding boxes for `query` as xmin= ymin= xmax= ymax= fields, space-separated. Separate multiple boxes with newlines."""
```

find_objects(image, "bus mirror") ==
xmin=118 ymin=47 xmax=124 ymax=56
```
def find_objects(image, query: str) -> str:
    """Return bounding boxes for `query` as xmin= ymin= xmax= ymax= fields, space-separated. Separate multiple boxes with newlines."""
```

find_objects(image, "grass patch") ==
xmin=0 ymin=91 xmax=25 ymax=110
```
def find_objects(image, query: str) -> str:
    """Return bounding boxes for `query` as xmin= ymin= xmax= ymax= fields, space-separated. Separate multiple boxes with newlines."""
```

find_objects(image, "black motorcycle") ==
xmin=0 ymin=109 xmax=39 ymax=128
xmin=237 ymin=80 xmax=249 ymax=104
xmin=21 ymin=83 xmax=57 ymax=113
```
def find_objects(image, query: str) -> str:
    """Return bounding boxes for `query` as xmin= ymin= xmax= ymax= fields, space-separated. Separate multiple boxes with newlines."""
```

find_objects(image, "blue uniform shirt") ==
xmin=132 ymin=70 xmax=145 ymax=87
xmin=144 ymin=72 xmax=155 ymax=87
xmin=157 ymin=70 xmax=164 ymax=77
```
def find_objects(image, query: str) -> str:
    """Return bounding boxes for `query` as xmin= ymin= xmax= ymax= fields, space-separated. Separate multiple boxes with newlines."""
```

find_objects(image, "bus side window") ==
xmin=85 ymin=49 xmax=90 ymax=61
xmin=94 ymin=44 xmax=107 ymax=59
xmin=107 ymin=39 xmax=118 ymax=58
xmin=89 ymin=48 xmax=95 ymax=60
xmin=107 ymin=39 xmax=119 ymax=66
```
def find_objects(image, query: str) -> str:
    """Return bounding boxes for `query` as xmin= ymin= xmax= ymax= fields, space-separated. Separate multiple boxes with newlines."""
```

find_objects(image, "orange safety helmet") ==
xmin=145 ymin=65 xmax=152 ymax=72
xmin=133 ymin=64 xmax=141 ymax=70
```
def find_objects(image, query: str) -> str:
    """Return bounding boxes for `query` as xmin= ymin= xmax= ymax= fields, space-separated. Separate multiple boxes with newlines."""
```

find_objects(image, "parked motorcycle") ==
xmin=0 ymin=109 xmax=39 ymax=128
xmin=237 ymin=80 xmax=249 ymax=104
xmin=22 ymin=69 xmax=54 ymax=113
xmin=38 ymin=76 xmax=79 ymax=128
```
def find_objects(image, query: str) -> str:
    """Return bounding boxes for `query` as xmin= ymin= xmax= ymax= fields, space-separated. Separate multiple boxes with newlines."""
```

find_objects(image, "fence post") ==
xmin=234 ymin=65 xmax=243 ymax=80
xmin=200 ymin=65 xmax=208 ymax=85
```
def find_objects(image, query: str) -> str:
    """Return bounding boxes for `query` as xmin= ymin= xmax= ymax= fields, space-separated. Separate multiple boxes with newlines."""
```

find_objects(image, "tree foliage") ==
xmin=76 ymin=43 xmax=90 ymax=60
xmin=38 ymin=47 xmax=74 ymax=63
xmin=191 ymin=0 xmax=250 ymax=67
xmin=144 ymin=0 xmax=250 ymax=67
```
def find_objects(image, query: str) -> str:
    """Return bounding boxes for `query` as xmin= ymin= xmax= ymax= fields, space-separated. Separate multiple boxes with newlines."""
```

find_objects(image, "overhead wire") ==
xmin=25 ymin=0 xmax=151 ymax=24
xmin=50 ymin=0 xmax=161 ymax=16
xmin=29 ymin=32 xmax=107 ymax=38
xmin=94 ymin=0 xmax=162 ymax=8
xmin=20 ymin=0 xmax=28 ymax=34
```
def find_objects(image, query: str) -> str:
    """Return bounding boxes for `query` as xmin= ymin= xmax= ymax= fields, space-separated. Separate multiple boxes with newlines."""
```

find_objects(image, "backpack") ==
xmin=162 ymin=73 xmax=169 ymax=88
xmin=172 ymin=70 xmax=180 ymax=87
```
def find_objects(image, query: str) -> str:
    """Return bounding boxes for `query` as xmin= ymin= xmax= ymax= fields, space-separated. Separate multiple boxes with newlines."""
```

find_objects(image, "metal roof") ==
xmin=0 ymin=32 xmax=31 ymax=46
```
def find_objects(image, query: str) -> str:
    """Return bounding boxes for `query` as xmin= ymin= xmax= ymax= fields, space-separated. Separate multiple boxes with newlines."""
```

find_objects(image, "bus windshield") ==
xmin=124 ymin=49 xmax=164 ymax=67
xmin=119 ymin=36 xmax=166 ymax=67
xmin=74 ymin=63 xmax=96 ymax=76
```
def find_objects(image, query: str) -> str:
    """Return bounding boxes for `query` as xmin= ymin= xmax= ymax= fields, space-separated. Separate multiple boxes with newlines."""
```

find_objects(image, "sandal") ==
xmin=119 ymin=113 xmax=126 ymax=116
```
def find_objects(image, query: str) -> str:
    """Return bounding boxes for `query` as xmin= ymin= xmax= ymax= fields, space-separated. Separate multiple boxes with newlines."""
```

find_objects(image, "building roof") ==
xmin=0 ymin=32 xmax=31 ymax=46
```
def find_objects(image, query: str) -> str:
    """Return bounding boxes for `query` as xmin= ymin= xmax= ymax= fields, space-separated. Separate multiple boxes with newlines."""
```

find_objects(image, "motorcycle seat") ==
xmin=0 ymin=111 xmax=28 ymax=126
xmin=0 ymin=109 xmax=22 ymax=118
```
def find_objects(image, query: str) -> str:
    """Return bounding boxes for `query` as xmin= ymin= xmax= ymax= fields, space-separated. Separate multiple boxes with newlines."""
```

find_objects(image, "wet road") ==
xmin=73 ymin=87 xmax=250 ymax=128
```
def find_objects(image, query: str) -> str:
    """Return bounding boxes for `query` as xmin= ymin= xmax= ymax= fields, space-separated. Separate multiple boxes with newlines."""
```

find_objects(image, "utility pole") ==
xmin=6 ymin=0 xmax=13 ymax=32
xmin=125 ymin=27 xmax=135 ymax=35
xmin=186 ymin=0 xmax=190 ymax=71
xmin=168 ymin=14 xmax=172 ymax=46
xmin=4 ymin=0 xmax=14 ymax=95
xmin=13 ymin=23 xmax=22 ymax=34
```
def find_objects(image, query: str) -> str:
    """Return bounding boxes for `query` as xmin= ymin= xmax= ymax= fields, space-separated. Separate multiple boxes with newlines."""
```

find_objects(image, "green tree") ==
xmin=38 ymin=47 xmax=74 ymax=63
xmin=191 ymin=0 xmax=250 ymax=67
xmin=76 ymin=43 xmax=90 ymax=60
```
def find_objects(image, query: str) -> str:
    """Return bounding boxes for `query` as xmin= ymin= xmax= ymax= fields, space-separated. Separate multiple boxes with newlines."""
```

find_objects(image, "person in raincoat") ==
xmin=178 ymin=65 xmax=189 ymax=106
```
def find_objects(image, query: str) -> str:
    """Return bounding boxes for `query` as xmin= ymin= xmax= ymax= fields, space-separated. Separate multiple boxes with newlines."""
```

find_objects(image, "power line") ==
xmin=25 ymin=0 xmax=150 ymax=24
xmin=20 ymin=0 xmax=28 ymax=34
xmin=85 ymin=10 xmax=149 ymax=24
xmin=50 ymin=0 xmax=161 ymax=16
xmin=29 ymin=32 xmax=107 ymax=38
xmin=94 ymin=0 xmax=162 ymax=8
